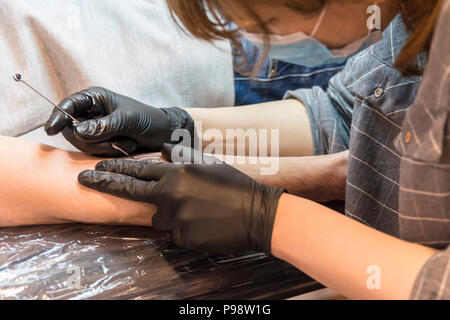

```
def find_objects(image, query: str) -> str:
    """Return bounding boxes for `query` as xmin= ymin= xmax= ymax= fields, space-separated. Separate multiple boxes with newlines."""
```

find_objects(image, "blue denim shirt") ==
xmin=232 ymin=35 xmax=344 ymax=106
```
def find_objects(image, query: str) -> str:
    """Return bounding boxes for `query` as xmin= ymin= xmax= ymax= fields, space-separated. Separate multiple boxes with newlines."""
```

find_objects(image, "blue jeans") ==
xmin=233 ymin=37 xmax=345 ymax=106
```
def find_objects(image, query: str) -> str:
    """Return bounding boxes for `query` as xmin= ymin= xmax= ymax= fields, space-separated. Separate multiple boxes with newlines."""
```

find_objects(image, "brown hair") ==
xmin=397 ymin=0 xmax=443 ymax=74
xmin=166 ymin=0 xmax=443 ymax=75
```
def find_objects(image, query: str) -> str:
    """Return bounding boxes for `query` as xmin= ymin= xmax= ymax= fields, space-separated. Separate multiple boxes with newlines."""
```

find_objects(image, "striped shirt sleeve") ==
xmin=398 ymin=1 xmax=450 ymax=299
xmin=411 ymin=246 xmax=450 ymax=299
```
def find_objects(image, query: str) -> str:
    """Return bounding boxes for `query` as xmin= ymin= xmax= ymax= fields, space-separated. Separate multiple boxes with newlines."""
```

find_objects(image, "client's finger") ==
xmin=78 ymin=170 xmax=159 ymax=203
xmin=95 ymin=160 xmax=176 ymax=181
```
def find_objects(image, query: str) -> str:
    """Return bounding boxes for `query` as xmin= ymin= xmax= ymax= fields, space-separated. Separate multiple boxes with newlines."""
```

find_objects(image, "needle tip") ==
xmin=13 ymin=73 xmax=22 ymax=82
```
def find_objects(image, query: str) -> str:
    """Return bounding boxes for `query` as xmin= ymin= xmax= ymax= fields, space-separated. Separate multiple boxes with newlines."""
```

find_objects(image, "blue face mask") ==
xmin=240 ymin=6 xmax=382 ymax=68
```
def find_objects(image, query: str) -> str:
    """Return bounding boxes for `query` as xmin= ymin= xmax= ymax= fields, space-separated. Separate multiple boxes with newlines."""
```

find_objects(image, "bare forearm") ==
xmin=225 ymin=151 xmax=348 ymax=203
xmin=271 ymin=194 xmax=436 ymax=299
xmin=0 ymin=136 xmax=156 ymax=227
xmin=187 ymin=100 xmax=314 ymax=157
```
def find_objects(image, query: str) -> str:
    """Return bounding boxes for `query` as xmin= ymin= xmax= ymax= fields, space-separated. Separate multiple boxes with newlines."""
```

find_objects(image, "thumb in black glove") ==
xmin=78 ymin=144 xmax=285 ymax=255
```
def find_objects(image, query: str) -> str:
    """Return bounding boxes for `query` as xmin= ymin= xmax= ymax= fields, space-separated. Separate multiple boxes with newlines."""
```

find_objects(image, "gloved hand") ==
xmin=78 ymin=144 xmax=285 ymax=255
xmin=44 ymin=87 xmax=195 ymax=156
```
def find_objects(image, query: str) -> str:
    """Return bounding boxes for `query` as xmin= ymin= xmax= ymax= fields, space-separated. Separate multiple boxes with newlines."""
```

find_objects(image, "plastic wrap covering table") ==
xmin=0 ymin=224 xmax=322 ymax=300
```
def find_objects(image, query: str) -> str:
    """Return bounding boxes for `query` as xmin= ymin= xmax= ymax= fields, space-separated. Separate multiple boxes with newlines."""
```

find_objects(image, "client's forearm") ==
xmin=0 ymin=136 xmax=157 ymax=227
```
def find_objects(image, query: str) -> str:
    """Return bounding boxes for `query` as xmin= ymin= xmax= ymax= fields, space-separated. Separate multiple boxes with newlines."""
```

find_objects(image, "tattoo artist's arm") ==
xmin=271 ymin=194 xmax=436 ymax=299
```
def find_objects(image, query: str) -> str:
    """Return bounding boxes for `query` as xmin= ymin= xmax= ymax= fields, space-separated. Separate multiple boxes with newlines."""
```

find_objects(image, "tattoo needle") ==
xmin=13 ymin=73 xmax=136 ymax=160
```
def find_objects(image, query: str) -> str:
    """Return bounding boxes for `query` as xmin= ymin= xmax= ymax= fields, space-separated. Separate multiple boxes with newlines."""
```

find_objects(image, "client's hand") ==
xmin=44 ymin=87 xmax=195 ymax=156
xmin=78 ymin=144 xmax=285 ymax=254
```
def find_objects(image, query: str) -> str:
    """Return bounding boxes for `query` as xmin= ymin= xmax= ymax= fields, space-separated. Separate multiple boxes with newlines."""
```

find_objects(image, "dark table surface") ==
xmin=0 ymin=224 xmax=322 ymax=300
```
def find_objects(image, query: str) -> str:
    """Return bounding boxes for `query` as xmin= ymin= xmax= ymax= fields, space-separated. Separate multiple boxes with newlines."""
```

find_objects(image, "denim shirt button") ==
xmin=405 ymin=131 xmax=412 ymax=144
xmin=374 ymin=87 xmax=384 ymax=98
xmin=269 ymin=69 xmax=277 ymax=78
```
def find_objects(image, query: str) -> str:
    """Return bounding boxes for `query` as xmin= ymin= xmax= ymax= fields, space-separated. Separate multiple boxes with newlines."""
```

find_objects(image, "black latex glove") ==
xmin=78 ymin=144 xmax=285 ymax=255
xmin=44 ymin=87 xmax=195 ymax=156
